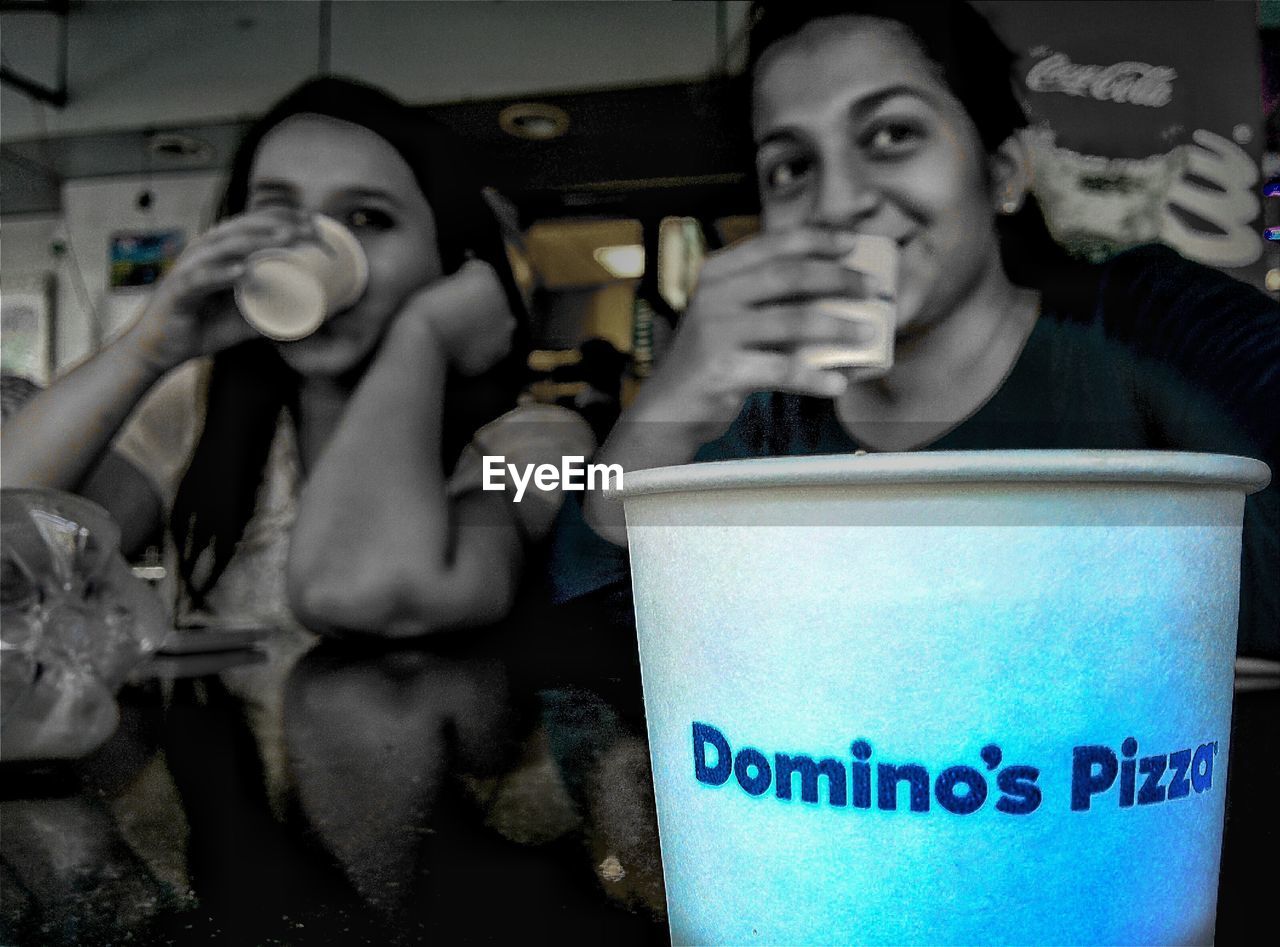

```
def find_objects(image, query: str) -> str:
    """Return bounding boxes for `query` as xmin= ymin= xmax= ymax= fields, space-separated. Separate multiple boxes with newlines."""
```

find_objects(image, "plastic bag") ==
xmin=1 ymin=489 xmax=170 ymax=761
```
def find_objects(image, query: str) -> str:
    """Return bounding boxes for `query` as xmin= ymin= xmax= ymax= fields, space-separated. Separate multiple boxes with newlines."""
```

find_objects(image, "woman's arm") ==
xmin=1 ymin=209 xmax=311 ymax=542
xmin=287 ymin=262 xmax=524 ymax=637
xmin=0 ymin=332 xmax=168 ymax=494
xmin=1 ymin=331 xmax=190 ymax=559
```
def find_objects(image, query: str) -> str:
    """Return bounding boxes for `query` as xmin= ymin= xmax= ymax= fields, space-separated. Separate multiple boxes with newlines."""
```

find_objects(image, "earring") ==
xmin=1000 ymin=198 xmax=1020 ymax=215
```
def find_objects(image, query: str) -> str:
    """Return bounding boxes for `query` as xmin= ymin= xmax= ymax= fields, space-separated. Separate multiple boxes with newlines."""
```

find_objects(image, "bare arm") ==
xmin=287 ymin=261 xmax=523 ymax=637
xmin=1 ymin=209 xmax=311 ymax=541
xmin=0 ymin=332 xmax=168 ymax=494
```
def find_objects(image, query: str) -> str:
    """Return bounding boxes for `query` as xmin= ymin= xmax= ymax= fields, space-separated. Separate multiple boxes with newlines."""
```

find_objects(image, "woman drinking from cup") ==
xmin=551 ymin=0 xmax=1278 ymax=915
xmin=563 ymin=0 xmax=1278 ymax=659
xmin=2 ymin=76 xmax=593 ymax=640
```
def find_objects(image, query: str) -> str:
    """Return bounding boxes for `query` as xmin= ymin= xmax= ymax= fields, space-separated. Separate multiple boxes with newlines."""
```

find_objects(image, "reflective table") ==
xmin=2 ymin=627 xmax=1275 ymax=946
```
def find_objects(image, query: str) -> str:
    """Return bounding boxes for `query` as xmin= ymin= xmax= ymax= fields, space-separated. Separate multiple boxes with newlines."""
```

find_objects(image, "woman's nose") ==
xmin=807 ymin=158 xmax=880 ymax=230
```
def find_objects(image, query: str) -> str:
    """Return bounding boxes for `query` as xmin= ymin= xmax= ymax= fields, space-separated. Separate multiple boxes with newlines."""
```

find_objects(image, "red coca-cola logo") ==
xmin=1026 ymin=52 xmax=1176 ymax=108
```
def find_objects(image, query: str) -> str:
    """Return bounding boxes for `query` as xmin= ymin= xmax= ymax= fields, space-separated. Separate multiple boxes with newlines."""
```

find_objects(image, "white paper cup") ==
xmin=620 ymin=451 xmax=1270 ymax=945
xmin=235 ymin=214 xmax=368 ymax=341
xmin=801 ymin=233 xmax=898 ymax=375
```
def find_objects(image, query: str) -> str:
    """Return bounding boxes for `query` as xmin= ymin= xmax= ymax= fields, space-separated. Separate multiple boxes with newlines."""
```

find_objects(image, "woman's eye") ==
xmin=862 ymin=122 xmax=923 ymax=158
xmin=347 ymin=208 xmax=394 ymax=231
xmin=761 ymin=155 xmax=812 ymax=195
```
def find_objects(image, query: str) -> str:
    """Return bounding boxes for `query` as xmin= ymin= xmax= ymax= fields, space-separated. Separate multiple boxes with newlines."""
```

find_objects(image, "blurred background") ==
xmin=2 ymin=0 xmax=1277 ymax=408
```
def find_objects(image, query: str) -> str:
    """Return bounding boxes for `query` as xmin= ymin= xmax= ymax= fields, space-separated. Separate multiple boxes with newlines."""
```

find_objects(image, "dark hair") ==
xmin=0 ymin=373 xmax=42 ymax=424
xmin=745 ymin=0 xmax=1075 ymax=291
xmin=173 ymin=76 xmax=529 ymax=605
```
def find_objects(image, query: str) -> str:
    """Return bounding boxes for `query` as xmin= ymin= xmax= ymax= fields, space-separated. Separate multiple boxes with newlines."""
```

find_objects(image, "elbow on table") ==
xmin=387 ymin=561 xmax=520 ymax=635
xmin=286 ymin=559 xmax=516 ymax=638
xmin=286 ymin=557 xmax=400 ymax=636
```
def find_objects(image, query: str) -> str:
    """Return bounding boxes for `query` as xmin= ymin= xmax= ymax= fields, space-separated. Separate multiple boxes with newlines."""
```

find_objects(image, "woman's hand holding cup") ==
xmin=632 ymin=228 xmax=896 ymax=441
xmin=798 ymin=233 xmax=898 ymax=377
xmin=124 ymin=208 xmax=319 ymax=373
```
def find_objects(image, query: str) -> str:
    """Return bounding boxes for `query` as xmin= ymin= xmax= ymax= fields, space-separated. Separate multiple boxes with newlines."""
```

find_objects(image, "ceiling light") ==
xmin=148 ymin=132 xmax=213 ymax=162
xmin=498 ymin=103 xmax=570 ymax=141
xmin=593 ymin=244 xmax=644 ymax=279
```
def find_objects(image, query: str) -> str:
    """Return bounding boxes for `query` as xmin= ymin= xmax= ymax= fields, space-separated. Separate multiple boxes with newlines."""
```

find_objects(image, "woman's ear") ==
xmin=989 ymin=131 xmax=1034 ymax=216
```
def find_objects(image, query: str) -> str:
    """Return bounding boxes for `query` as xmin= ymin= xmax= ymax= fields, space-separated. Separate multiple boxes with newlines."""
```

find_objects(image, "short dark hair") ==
xmin=174 ymin=76 xmax=528 ymax=605
xmin=747 ymin=0 xmax=1028 ymax=154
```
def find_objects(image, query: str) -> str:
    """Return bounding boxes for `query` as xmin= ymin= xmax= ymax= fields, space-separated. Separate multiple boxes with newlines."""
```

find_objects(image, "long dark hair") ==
xmin=172 ymin=76 xmax=529 ymax=605
xmin=744 ymin=0 xmax=1078 ymax=293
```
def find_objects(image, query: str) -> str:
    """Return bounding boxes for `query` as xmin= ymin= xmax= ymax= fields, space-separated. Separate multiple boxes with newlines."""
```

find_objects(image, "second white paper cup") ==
xmin=801 ymin=233 xmax=898 ymax=374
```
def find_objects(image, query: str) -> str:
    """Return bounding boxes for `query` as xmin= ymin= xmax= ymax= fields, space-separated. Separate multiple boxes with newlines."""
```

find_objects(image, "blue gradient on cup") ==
xmin=623 ymin=458 xmax=1259 ymax=946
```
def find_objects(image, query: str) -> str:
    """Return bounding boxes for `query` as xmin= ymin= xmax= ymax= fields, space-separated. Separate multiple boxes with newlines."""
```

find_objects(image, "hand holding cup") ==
xmin=125 ymin=208 xmax=321 ymax=372
xmin=632 ymin=228 xmax=894 ymax=439
xmin=798 ymin=233 xmax=898 ymax=378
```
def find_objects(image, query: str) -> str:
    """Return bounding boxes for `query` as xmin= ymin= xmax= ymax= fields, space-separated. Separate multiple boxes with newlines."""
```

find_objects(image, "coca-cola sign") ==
xmin=1026 ymin=51 xmax=1177 ymax=108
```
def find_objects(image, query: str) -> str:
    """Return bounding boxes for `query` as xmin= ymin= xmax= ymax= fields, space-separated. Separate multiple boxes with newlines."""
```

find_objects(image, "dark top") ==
xmin=549 ymin=245 xmax=1280 ymax=658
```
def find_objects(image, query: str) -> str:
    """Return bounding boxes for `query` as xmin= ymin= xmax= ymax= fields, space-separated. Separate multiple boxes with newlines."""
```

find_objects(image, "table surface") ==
xmin=1 ymin=633 xmax=1275 ymax=947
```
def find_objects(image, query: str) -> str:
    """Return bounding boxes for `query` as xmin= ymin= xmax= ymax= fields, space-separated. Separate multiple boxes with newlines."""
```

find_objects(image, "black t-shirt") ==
xmin=550 ymin=244 xmax=1279 ymax=658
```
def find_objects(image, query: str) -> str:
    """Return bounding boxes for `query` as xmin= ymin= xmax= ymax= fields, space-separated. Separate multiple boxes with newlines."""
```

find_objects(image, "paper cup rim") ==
xmin=621 ymin=450 xmax=1272 ymax=499
xmin=313 ymin=214 xmax=368 ymax=308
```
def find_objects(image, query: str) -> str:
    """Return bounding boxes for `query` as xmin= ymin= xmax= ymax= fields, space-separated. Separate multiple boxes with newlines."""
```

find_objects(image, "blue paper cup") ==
xmin=620 ymin=451 xmax=1270 ymax=946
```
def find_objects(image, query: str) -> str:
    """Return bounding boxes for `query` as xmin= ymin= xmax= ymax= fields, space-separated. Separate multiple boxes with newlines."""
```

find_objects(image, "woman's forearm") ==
xmin=581 ymin=380 xmax=720 ymax=548
xmin=288 ymin=315 xmax=493 ymax=634
xmin=0 ymin=329 xmax=167 ymax=492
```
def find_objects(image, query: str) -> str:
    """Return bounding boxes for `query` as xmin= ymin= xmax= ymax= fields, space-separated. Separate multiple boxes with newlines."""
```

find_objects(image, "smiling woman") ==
xmin=752 ymin=27 xmax=1028 ymax=339
xmin=568 ymin=0 xmax=1278 ymax=659
xmin=553 ymin=0 xmax=1279 ymax=917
